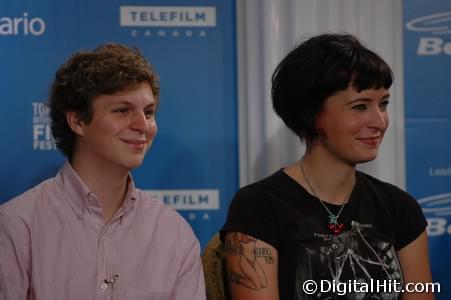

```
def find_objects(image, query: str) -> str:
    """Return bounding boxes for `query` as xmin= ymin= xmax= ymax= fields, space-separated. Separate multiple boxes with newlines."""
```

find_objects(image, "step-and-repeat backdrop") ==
xmin=0 ymin=0 xmax=238 ymax=249
xmin=2 ymin=0 xmax=450 ymax=296
xmin=404 ymin=0 xmax=451 ymax=298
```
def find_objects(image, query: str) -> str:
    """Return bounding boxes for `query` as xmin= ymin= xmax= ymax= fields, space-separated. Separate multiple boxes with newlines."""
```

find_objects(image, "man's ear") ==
xmin=66 ymin=111 xmax=85 ymax=136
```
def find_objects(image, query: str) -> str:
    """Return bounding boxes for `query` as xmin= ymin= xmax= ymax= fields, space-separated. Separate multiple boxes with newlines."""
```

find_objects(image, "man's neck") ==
xmin=70 ymin=155 xmax=129 ymax=223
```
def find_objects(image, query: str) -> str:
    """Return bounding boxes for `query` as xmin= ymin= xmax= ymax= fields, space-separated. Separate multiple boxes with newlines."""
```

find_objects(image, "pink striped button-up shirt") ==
xmin=0 ymin=162 xmax=206 ymax=300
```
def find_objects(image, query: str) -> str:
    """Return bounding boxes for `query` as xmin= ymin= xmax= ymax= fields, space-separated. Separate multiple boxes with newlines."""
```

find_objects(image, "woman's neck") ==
xmin=285 ymin=148 xmax=356 ymax=205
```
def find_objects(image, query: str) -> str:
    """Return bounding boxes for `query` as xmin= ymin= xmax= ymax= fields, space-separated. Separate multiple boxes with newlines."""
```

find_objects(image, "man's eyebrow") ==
xmin=110 ymin=100 xmax=156 ymax=106
xmin=110 ymin=100 xmax=131 ymax=105
xmin=144 ymin=102 xmax=157 ymax=110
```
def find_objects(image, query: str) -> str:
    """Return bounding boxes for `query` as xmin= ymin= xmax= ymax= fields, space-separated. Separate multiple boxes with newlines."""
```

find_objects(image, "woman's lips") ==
xmin=357 ymin=137 xmax=380 ymax=146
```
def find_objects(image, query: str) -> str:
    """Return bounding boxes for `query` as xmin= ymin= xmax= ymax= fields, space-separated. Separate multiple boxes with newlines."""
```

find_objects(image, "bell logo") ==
xmin=405 ymin=11 xmax=451 ymax=56
xmin=0 ymin=12 xmax=46 ymax=36
xmin=418 ymin=193 xmax=451 ymax=236
xmin=417 ymin=37 xmax=451 ymax=55
xmin=406 ymin=12 xmax=451 ymax=34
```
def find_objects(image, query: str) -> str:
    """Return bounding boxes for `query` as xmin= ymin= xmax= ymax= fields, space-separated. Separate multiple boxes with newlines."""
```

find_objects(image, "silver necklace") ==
xmin=300 ymin=159 xmax=353 ymax=234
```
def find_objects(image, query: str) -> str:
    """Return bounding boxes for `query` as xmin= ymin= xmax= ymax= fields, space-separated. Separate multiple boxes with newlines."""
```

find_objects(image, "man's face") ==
xmin=314 ymin=86 xmax=390 ymax=165
xmin=73 ymin=83 xmax=157 ymax=173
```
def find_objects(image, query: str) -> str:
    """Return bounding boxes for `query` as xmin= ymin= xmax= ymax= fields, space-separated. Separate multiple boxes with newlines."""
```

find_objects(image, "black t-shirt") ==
xmin=221 ymin=170 xmax=427 ymax=300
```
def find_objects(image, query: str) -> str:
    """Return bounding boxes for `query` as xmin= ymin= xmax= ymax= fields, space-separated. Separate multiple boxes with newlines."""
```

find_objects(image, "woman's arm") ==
xmin=223 ymin=232 xmax=279 ymax=300
xmin=397 ymin=230 xmax=434 ymax=300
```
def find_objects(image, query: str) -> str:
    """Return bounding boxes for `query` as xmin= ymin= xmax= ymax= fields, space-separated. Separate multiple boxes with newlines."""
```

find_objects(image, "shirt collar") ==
xmin=56 ymin=161 xmax=138 ymax=220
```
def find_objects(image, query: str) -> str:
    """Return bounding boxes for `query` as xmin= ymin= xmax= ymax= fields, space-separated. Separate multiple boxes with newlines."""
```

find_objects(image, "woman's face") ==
xmin=313 ymin=86 xmax=390 ymax=165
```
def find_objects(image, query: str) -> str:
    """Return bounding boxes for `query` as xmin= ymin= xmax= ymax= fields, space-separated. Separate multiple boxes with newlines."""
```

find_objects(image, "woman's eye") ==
xmin=379 ymin=100 xmax=389 ymax=110
xmin=352 ymin=104 xmax=367 ymax=111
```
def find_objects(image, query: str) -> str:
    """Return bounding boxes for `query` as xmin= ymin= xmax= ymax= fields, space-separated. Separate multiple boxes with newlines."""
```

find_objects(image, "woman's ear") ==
xmin=66 ymin=111 xmax=84 ymax=136
xmin=314 ymin=113 xmax=324 ymax=136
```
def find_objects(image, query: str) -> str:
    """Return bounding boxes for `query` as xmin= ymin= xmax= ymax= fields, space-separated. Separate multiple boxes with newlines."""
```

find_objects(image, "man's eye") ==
xmin=144 ymin=110 xmax=155 ymax=119
xmin=352 ymin=104 xmax=367 ymax=111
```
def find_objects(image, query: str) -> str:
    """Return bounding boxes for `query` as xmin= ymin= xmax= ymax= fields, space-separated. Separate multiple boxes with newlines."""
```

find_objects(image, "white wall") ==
xmin=237 ymin=0 xmax=406 ymax=187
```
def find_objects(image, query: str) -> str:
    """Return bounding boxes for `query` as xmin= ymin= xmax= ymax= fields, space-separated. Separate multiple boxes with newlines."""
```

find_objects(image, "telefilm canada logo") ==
xmin=0 ymin=12 xmax=46 ymax=36
xmin=418 ymin=193 xmax=451 ymax=236
xmin=148 ymin=189 xmax=219 ymax=221
xmin=405 ymin=11 xmax=451 ymax=55
xmin=119 ymin=6 xmax=216 ymax=38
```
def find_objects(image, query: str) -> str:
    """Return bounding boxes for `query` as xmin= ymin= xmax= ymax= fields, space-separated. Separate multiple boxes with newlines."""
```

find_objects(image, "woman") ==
xmin=221 ymin=34 xmax=432 ymax=299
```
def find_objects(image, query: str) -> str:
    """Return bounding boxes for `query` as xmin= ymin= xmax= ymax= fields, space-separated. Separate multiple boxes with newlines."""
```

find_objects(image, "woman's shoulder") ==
xmin=228 ymin=170 xmax=296 ymax=211
xmin=238 ymin=169 xmax=297 ymax=195
xmin=356 ymin=171 xmax=417 ymax=205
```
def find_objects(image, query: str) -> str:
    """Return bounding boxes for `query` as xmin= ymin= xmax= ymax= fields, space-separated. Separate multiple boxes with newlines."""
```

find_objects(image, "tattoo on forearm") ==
xmin=224 ymin=233 xmax=274 ymax=290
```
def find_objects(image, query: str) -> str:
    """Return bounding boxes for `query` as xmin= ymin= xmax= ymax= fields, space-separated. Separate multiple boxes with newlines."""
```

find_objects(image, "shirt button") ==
xmin=101 ymin=282 xmax=108 ymax=290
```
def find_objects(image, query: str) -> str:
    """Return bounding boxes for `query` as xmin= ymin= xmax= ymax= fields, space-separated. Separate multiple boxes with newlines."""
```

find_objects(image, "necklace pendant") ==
xmin=300 ymin=160 xmax=350 ymax=236
xmin=327 ymin=222 xmax=344 ymax=234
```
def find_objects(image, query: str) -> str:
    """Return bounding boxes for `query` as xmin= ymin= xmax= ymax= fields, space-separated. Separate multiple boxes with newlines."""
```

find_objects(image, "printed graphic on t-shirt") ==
xmin=294 ymin=221 xmax=402 ymax=300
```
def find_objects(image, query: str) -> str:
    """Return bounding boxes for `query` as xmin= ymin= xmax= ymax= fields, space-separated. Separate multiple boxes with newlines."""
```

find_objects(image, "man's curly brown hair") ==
xmin=49 ymin=43 xmax=159 ymax=159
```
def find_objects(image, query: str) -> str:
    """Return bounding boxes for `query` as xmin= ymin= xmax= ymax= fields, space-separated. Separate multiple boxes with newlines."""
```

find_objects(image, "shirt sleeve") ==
xmin=220 ymin=185 xmax=279 ymax=249
xmin=172 ymin=217 xmax=206 ymax=300
xmin=391 ymin=188 xmax=428 ymax=251
xmin=0 ymin=212 xmax=31 ymax=299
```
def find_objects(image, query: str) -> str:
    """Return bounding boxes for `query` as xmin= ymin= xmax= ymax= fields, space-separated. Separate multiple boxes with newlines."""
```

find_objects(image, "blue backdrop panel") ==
xmin=404 ymin=0 xmax=451 ymax=298
xmin=0 ymin=0 xmax=238 ymax=249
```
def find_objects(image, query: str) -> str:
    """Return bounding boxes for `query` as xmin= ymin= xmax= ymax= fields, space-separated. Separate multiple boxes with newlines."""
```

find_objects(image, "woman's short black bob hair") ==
xmin=271 ymin=33 xmax=393 ymax=144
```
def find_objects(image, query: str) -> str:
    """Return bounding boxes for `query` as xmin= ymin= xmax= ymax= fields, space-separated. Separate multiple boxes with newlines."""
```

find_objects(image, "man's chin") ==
xmin=123 ymin=157 xmax=145 ymax=171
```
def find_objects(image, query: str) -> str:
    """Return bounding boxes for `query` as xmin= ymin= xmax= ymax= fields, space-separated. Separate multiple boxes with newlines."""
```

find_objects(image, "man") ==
xmin=0 ymin=43 xmax=206 ymax=299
